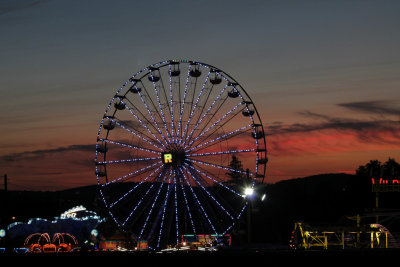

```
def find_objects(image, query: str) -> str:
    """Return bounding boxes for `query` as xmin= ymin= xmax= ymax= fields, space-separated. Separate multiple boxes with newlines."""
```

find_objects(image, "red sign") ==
xmin=371 ymin=178 xmax=400 ymax=184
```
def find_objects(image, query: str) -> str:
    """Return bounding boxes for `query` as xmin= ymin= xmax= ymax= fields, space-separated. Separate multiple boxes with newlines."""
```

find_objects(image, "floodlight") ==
xmin=244 ymin=187 xmax=254 ymax=196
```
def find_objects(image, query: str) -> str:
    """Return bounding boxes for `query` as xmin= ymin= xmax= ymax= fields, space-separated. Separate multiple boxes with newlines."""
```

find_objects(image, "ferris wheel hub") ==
xmin=162 ymin=144 xmax=186 ymax=167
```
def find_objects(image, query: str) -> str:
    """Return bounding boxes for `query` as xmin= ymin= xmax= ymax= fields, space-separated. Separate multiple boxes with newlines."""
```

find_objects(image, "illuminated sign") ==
xmin=59 ymin=205 xmax=102 ymax=221
xmin=163 ymin=153 xmax=173 ymax=164
xmin=161 ymin=151 xmax=185 ymax=166
xmin=371 ymin=178 xmax=400 ymax=184
xmin=61 ymin=205 xmax=86 ymax=218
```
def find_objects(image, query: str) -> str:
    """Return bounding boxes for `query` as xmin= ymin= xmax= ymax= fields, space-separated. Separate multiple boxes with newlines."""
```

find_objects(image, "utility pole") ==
xmin=2 ymin=174 xmax=9 ymax=251
xmin=4 ymin=173 xmax=7 ymax=222
xmin=3 ymin=174 xmax=8 ymax=223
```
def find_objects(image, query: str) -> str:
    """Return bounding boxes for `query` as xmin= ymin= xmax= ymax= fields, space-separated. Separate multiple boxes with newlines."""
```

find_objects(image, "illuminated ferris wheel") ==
xmin=94 ymin=59 xmax=267 ymax=249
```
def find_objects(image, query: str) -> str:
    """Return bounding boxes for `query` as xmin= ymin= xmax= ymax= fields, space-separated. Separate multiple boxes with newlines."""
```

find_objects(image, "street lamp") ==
xmin=244 ymin=187 xmax=254 ymax=197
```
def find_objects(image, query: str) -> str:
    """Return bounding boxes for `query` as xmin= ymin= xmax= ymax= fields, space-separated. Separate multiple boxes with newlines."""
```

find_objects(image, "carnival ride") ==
xmin=290 ymin=222 xmax=399 ymax=250
xmin=94 ymin=59 xmax=267 ymax=250
xmin=24 ymin=233 xmax=78 ymax=253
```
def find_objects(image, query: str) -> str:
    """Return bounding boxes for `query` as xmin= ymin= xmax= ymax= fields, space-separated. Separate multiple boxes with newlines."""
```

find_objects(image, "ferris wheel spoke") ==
xmin=222 ymin=203 xmax=248 ymax=236
xmin=137 ymin=170 xmax=169 ymax=240
xmin=180 ymin=71 xmax=211 ymax=145
xmin=97 ymin=138 xmax=161 ymax=155
xmin=155 ymin=67 xmax=172 ymax=117
xmin=187 ymin=148 xmax=257 ymax=158
xmin=102 ymin=117 xmax=163 ymax=148
xmin=186 ymin=163 xmax=242 ymax=198
xmin=187 ymin=91 xmax=230 ymax=141
xmin=135 ymin=80 xmax=170 ymax=145
xmin=187 ymin=163 xmax=244 ymax=219
xmin=123 ymin=96 xmax=159 ymax=131
xmin=148 ymin=69 xmax=173 ymax=143
xmin=185 ymin=102 xmax=246 ymax=149
xmin=178 ymin=167 xmax=218 ymax=235
xmin=122 ymin=167 xmax=167 ymax=227
xmin=187 ymin=124 xmax=252 ymax=153
xmin=101 ymin=161 xmax=162 ymax=186
xmin=176 ymin=169 xmax=197 ymax=236
xmin=156 ymin=170 xmax=173 ymax=248
xmin=96 ymin=156 xmax=160 ymax=165
xmin=117 ymin=97 xmax=166 ymax=149
xmin=108 ymin=163 xmax=164 ymax=208
xmin=173 ymin=170 xmax=180 ymax=245
xmin=183 ymin=164 xmax=235 ymax=221
xmin=168 ymin=64 xmax=177 ymax=143
xmin=189 ymin=158 xmax=254 ymax=178
xmin=145 ymin=169 xmax=174 ymax=244
xmin=187 ymin=71 xmax=218 ymax=139
xmin=108 ymin=118 xmax=163 ymax=151
xmin=194 ymin=106 xmax=249 ymax=150
xmin=194 ymin=115 xmax=249 ymax=150
xmin=177 ymin=64 xmax=192 ymax=143
xmin=183 ymin=83 xmax=229 ymax=148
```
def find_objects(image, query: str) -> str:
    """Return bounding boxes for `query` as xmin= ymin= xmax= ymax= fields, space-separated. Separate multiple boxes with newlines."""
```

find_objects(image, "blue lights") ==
xmin=94 ymin=60 xmax=267 ymax=250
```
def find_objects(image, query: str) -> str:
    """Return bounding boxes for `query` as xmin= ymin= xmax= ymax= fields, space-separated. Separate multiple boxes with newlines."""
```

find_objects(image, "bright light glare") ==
xmin=244 ymin=187 xmax=254 ymax=196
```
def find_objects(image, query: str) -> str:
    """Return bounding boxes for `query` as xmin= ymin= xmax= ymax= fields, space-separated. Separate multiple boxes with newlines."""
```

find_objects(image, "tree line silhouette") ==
xmin=356 ymin=157 xmax=400 ymax=179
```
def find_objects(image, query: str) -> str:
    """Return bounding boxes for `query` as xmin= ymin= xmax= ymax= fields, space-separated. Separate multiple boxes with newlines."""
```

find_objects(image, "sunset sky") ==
xmin=1 ymin=0 xmax=399 ymax=190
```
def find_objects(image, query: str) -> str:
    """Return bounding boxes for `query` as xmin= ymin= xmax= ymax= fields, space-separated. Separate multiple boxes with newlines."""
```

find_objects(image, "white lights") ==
xmin=186 ymin=124 xmax=251 ymax=153
xmin=93 ymin=59 xmax=267 ymax=250
xmin=186 ymin=101 xmax=243 ymax=149
xmin=117 ymin=97 xmax=166 ymax=149
xmin=110 ymin=119 xmax=162 ymax=150
xmin=149 ymin=68 xmax=172 ymax=143
xmin=177 ymin=64 xmax=192 ymax=144
xmin=244 ymin=187 xmax=254 ymax=197
xmin=181 ymin=71 xmax=211 ymax=144
xmin=261 ymin=194 xmax=266 ymax=201
xmin=60 ymin=205 xmax=101 ymax=221
xmin=136 ymin=82 xmax=169 ymax=145
xmin=190 ymin=158 xmax=251 ymax=177
xmin=183 ymin=83 xmax=229 ymax=148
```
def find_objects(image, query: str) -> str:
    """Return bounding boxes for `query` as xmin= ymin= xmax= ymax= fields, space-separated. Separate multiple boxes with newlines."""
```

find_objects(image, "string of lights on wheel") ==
xmin=95 ymin=59 xmax=267 ymax=250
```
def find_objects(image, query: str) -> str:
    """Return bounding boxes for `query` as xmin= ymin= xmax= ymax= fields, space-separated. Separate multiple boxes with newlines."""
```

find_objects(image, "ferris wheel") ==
xmin=95 ymin=59 xmax=267 ymax=249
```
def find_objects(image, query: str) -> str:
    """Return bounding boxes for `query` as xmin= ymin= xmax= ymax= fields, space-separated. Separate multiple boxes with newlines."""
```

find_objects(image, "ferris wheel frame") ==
xmin=94 ymin=59 xmax=267 ymax=249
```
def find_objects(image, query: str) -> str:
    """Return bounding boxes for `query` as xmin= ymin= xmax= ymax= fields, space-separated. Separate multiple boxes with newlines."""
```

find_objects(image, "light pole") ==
xmin=244 ymin=186 xmax=254 ymax=247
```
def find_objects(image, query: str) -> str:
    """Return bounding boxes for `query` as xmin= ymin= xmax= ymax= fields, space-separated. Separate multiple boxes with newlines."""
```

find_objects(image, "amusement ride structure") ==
xmin=24 ymin=233 xmax=78 ymax=253
xmin=94 ymin=59 xmax=267 ymax=249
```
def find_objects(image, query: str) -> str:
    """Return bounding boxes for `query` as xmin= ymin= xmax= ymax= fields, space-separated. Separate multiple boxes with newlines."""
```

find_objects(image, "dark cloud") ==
xmin=337 ymin=100 xmax=400 ymax=117
xmin=0 ymin=0 xmax=48 ymax=16
xmin=265 ymin=110 xmax=400 ymax=145
xmin=0 ymin=144 xmax=94 ymax=162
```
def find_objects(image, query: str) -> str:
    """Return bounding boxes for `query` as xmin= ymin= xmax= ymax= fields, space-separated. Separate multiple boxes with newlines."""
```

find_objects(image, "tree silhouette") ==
xmin=226 ymin=155 xmax=245 ymax=185
xmin=356 ymin=158 xmax=400 ymax=178
xmin=383 ymin=157 xmax=400 ymax=178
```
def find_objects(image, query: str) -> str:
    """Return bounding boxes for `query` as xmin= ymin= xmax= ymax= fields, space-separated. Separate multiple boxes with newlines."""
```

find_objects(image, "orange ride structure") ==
xmin=24 ymin=233 xmax=78 ymax=253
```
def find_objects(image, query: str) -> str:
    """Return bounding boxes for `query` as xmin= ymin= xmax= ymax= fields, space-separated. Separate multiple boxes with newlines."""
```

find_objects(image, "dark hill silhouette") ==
xmin=1 ymin=173 xmax=399 ymax=246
